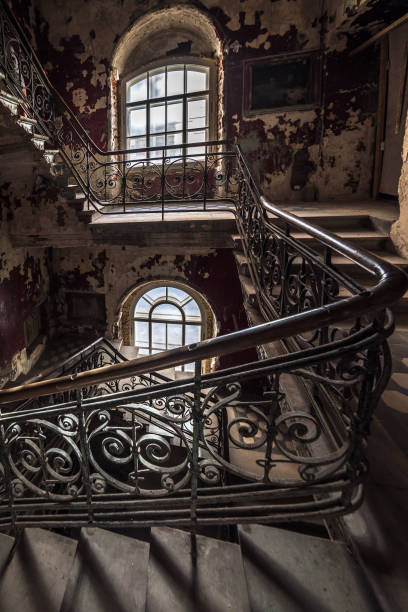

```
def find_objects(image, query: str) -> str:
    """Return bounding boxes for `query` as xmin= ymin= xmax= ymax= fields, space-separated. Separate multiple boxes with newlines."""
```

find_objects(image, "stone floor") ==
xmin=376 ymin=327 xmax=408 ymax=458
xmin=343 ymin=324 xmax=408 ymax=612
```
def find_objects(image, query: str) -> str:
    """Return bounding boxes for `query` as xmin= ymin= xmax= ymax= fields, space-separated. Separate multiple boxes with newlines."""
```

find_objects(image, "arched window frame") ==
xmin=132 ymin=283 xmax=204 ymax=371
xmin=121 ymin=57 xmax=217 ymax=156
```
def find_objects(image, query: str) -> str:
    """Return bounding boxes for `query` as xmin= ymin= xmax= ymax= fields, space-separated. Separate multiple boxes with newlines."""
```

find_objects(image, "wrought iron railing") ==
xmin=0 ymin=0 xmax=239 ymax=215
xmin=0 ymin=0 xmax=407 ymax=529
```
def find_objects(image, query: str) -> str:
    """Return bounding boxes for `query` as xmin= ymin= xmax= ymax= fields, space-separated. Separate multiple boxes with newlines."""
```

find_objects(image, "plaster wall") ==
xmin=0 ymin=200 xmax=50 ymax=386
xmin=52 ymin=246 xmax=253 ymax=368
xmin=391 ymin=111 xmax=408 ymax=257
xmin=18 ymin=0 xmax=379 ymax=202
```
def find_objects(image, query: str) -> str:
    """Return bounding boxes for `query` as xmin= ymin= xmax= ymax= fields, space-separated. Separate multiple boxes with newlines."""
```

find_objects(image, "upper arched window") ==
xmin=133 ymin=284 xmax=202 ymax=371
xmin=124 ymin=62 xmax=211 ymax=159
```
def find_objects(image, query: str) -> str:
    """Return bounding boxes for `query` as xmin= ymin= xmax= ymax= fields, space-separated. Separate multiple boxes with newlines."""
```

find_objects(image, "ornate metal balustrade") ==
xmin=0 ymin=328 xmax=390 ymax=530
xmin=0 ymin=0 xmax=239 ymax=215
xmin=0 ymin=0 xmax=407 ymax=530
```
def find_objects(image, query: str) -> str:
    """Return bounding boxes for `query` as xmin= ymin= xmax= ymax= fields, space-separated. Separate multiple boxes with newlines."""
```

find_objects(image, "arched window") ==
xmin=133 ymin=284 xmax=202 ymax=371
xmin=124 ymin=62 xmax=211 ymax=159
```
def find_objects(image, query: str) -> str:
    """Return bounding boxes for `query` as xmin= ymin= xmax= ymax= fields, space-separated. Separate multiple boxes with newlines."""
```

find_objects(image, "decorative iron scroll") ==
xmin=0 ymin=328 xmax=390 ymax=528
xmin=0 ymin=1 xmax=240 ymax=214
xmin=0 ymin=0 xmax=400 ymax=530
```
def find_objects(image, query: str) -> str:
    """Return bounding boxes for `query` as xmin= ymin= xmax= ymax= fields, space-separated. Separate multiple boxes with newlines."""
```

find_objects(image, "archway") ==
xmin=109 ymin=5 xmax=224 ymax=150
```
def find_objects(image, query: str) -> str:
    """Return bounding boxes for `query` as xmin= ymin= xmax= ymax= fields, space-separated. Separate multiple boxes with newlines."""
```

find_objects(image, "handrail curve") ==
xmin=1 ymin=0 xmax=408 ymax=527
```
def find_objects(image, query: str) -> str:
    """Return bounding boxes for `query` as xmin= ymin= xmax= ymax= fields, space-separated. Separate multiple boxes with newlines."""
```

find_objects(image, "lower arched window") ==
xmin=133 ymin=284 xmax=202 ymax=371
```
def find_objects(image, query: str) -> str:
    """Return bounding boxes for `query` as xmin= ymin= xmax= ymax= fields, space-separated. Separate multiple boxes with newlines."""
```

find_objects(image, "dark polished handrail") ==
xmin=0 ymin=240 xmax=405 ymax=405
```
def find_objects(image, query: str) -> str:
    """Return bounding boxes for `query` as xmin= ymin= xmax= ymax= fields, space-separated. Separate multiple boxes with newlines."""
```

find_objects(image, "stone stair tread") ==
xmin=32 ymin=132 xmax=50 ymax=140
xmin=0 ymin=528 xmax=77 ymax=612
xmin=239 ymin=273 xmax=256 ymax=297
xmin=238 ymin=524 xmax=378 ymax=612
xmin=0 ymin=532 xmax=14 ymax=574
xmin=332 ymin=251 xmax=408 ymax=266
xmin=293 ymin=230 xmax=386 ymax=239
xmin=0 ymin=89 xmax=21 ymax=102
xmin=147 ymin=526 xmax=250 ymax=612
xmin=61 ymin=526 xmax=149 ymax=612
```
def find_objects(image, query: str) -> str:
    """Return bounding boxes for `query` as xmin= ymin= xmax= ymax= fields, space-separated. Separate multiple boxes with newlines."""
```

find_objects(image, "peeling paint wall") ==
xmin=53 ymin=246 xmax=252 ymax=367
xmin=391 ymin=111 xmax=408 ymax=257
xmin=19 ymin=0 xmax=382 ymax=201
xmin=0 ymin=199 xmax=50 ymax=386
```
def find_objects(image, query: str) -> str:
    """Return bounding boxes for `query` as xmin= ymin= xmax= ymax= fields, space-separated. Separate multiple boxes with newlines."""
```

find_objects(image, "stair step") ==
xmin=43 ymin=149 xmax=61 ymax=165
xmin=0 ymin=89 xmax=21 ymax=115
xmin=0 ymin=528 xmax=77 ymax=612
xmin=238 ymin=524 xmax=377 ymax=612
xmin=267 ymin=212 xmax=372 ymax=231
xmin=0 ymin=532 xmax=14 ymax=574
xmin=293 ymin=230 xmax=389 ymax=251
xmin=17 ymin=116 xmax=38 ymax=135
xmin=234 ymin=251 xmax=250 ymax=275
xmin=61 ymin=527 xmax=149 ymax=612
xmin=31 ymin=133 xmax=50 ymax=151
xmin=239 ymin=273 xmax=257 ymax=305
xmin=147 ymin=526 xmax=250 ymax=611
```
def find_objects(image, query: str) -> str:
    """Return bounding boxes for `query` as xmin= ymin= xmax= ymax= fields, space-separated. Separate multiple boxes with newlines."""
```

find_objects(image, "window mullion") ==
xmin=183 ymin=65 xmax=187 ymax=145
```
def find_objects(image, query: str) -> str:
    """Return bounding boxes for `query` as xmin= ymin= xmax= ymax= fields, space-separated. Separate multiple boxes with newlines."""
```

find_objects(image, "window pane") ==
xmin=150 ymin=70 xmax=165 ymax=98
xmin=186 ymin=324 xmax=201 ymax=344
xmin=152 ymin=303 xmax=182 ymax=320
xmin=187 ymin=67 xmax=208 ymax=93
xmin=135 ymin=296 xmax=150 ymax=314
xmin=184 ymin=299 xmax=201 ymax=318
xmin=167 ymin=100 xmax=183 ymax=132
xmin=144 ymin=287 xmax=166 ymax=302
xmin=167 ymin=67 xmax=184 ymax=96
xmin=187 ymin=98 xmax=207 ymax=130
xmin=167 ymin=323 xmax=182 ymax=348
xmin=166 ymin=132 xmax=183 ymax=157
xmin=150 ymin=103 xmax=165 ymax=134
xmin=150 ymin=134 xmax=165 ymax=159
xmin=187 ymin=130 xmax=206 ymax=156
xmin=183 ymin=362 xmax=195 ymax=372
xmin=127 ymin=137 xmax=147 ymax=160
xmin=134 ymin=321 xmax=149 ymax=347
xmin=167 ymin=287 xmax=189 ymax=301
xmin=152 ymin=322 xmax=166 ymax=349
xmin=128 ymin=106 xmax=146 ymax=136
xmin=128 ymin=75 xmax=147 ymax=102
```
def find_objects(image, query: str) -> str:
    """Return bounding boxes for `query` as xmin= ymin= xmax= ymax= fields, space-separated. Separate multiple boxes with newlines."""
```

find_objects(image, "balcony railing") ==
xmin=0 ymin=0 xmax=407 ymax=530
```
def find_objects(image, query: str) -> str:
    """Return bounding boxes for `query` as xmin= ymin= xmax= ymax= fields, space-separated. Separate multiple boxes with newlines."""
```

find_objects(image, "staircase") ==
xmin=234 ymin=199 xmax=408 ymax=328
xmin=0 ymin=524 xmax=379 ymax=611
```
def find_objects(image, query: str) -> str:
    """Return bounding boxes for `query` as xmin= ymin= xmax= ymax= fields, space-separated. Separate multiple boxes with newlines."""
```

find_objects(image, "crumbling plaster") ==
xmin=391 ymin=111 xmax=408 ymax=257
xmin=0 ymin=222 xmax=50 ymax=386
xmin=20 ymin=0 xmax=379 ymax=202
xmin=52 ymin=246 xmax=252 ymax=367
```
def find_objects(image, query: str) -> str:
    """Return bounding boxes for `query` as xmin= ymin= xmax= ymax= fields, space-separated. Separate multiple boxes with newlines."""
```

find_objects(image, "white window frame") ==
xmin=121 ymin=58 xmax=216 ymax=157
xmin=133 ymin=284 xmax=203 ymax=371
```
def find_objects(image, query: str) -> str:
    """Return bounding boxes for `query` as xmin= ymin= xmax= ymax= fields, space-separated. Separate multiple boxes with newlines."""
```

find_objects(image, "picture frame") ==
xmin=243 ymin=50 xmax=322 ymax=115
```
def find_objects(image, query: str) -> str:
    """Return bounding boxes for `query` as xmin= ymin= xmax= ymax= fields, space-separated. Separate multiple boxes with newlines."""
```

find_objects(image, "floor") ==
xmin=343 ymin=324 xmax=408 ymax=612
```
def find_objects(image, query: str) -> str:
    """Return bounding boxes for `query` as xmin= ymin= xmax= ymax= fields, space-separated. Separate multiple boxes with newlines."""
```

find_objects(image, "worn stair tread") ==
xmin=147 ymin=526 xmax=250 ymax=612
xmin=0 ymin=528 xmax=77 ymax=612
xmin=0 ymin=532 xmax=14 ymax=574
xmin=239 ymin=273 xmax=256 ymax=297
xmin=61 ymin=527 xmax=149 ymax=612
xmin=332 ymin=251 xmax=408 ymax=267
xmin=238 ymin=524 xmax=378 ymax=612
xmin=0 ymin=89 xmax=21 ymax=103
xmin=293 ymin=230 xmax=387 ymax=239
